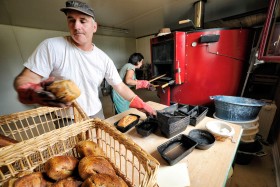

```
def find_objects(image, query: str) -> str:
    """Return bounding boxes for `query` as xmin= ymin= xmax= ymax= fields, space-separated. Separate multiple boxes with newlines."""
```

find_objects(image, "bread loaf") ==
xmin=46 ymin=80 xmax=81 ymax=103
xmin=75 ymin=140 xmax=105 ymax=158
xmin=45 ymin=155 xmax=79 ymax=180
xmin=81 ymin=173 xmax=127 ymax=187
xmin=0 ymin=134 xmax=18 ymax=148
xmin=13 ymin=172 xmax=47 ymax=187
xmin=52 ymin=177 xmax=82 ymax=187
xmin=78 ymin=156 xmax=116 ymax=180
xmin=117 ymin=115 xmax=138 ymax=127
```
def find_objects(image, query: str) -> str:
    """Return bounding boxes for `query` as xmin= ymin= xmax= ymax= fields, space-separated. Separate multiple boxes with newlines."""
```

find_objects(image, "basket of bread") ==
xmin=0 ymin=119 xmax=159 ymax=187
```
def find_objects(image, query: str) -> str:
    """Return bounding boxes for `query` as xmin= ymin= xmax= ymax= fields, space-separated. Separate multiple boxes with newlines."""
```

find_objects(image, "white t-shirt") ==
xmin=24 ymin=36 xmax=122 ymax=116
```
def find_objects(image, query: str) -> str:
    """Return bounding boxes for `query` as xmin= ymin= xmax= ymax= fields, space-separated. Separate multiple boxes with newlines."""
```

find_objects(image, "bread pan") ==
xmin=156 ymin=103 xmax=190 ymax=138
xmin=187 ymin=106 xmax=209 ymax=126
xmin=188 ymin=129 xmax=215 ymax=150
xmin=114 ymin=114 xmax=140 ymax=133
xmin=136 ymin=117 xmax=159 ymax=137
xmin=157 ymin=134 xmax=197 ymax=165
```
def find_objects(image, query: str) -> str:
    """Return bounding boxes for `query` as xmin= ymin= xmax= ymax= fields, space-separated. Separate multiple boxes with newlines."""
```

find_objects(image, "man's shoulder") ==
xmin=93 ymin=45 xmax=111 ymax=60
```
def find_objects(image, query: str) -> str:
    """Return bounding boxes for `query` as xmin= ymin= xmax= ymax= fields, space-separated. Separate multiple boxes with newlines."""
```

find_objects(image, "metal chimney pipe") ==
xmin=194 ymin=0 xmax=205 ymax=29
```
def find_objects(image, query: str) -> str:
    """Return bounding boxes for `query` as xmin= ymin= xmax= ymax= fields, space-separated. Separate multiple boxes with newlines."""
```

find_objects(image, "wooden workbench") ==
xmin=105 ymin=101 xmax=243 ymax=187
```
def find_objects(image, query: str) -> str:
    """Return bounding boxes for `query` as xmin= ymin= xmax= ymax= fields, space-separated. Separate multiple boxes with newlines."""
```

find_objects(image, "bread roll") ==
xmin=3 ymin=177 xmax=17 ymax=187
xmin=16 ymin=171 xmax=33 ymax=178
xmin=3 ymin=171 xmax=34 ymax=187
xmin=45 ymin=155 xmax=79 ymax=181
xmin=75 ymin=140 xmax=105 ymax=158
xmin=46 ymin=80 xmax=81 ymax=102
xmin=117 ymin=115 xmax=138 ymax=127
xmin=52 ymin=177 xmax=82 ymax=187
xmin=13 ymin=172 xmax=47 ymax=187
xmin=118 ymin=176 xmax=129 ymax=187
xmin=0 ymin=134 xmax=18 ymax=148
xmin=81 ymin=173 xmax=127 ymax=187
xmin=78 ymin=156 xmax=116 ymax=180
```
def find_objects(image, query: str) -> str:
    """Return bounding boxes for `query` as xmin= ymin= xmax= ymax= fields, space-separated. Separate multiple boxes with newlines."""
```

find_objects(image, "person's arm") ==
xmin=112 ymin=82 xmax=156 ymax=116
xmin=124 ymin=69 xmax=137 ymax=86
xmin=124 ymin=69 xmax=153 ymax=90
xmin=14 ymin=68 xmax=43 ymax=89
xmin=14 ymin=68 xmax=68 ymax=107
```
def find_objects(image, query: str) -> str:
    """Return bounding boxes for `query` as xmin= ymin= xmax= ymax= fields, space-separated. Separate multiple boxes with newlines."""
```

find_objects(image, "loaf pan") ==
xmin=114 ymin=114 xmax=140 ymax=133
xmin=157 ymin=134 xmax=197 ymax=165
xmin=136 ymin=117 xmax=159 ymax=137
xmin=187 ymin=106 xmax=208 ymax=126
xmin=157 ymin=103 xmax=190 ymax=138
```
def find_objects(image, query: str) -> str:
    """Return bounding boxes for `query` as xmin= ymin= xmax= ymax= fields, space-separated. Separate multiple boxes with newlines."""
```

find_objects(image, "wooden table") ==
xmin=105 ymin=101 xmax=243 ymax=187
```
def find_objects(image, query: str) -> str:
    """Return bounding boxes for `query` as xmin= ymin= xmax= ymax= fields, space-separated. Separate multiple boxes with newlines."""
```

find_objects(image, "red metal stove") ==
xmin=150 ymin=28 xmax=252 ymax=106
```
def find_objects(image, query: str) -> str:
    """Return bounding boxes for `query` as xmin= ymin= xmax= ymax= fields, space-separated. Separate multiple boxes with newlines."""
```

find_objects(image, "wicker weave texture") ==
xmin=0 ymin=119 xmax=159 ymax=187
xmin=0 ymin=101 xmax=89 ymax=142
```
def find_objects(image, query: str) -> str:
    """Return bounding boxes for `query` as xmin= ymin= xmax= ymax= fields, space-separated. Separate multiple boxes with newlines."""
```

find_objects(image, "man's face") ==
xmin=66 ymin=10 xmax=97 ymax=47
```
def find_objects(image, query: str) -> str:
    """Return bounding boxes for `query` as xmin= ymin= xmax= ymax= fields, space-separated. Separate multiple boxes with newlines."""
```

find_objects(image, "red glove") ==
xmin=136 ymin=80 xmax=150 ymax=89
xmin=129 ymin=95 xmax=156 ymax=116
xmin=16 ymin=78 xmax=69 ymax=107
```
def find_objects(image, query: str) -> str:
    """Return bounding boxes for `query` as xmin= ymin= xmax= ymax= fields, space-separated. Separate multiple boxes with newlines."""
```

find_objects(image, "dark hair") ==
xmin=128 ymin=53 xmax=144 ymax=65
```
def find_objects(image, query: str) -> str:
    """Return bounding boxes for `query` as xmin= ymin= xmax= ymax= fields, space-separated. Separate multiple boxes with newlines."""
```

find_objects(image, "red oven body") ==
xmin=150 ymin=28 xmax=251 ymax=106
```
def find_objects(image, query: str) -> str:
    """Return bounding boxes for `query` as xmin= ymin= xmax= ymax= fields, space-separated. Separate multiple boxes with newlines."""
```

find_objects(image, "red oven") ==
xmin=150 ymin=28 xmax=252 ymax=106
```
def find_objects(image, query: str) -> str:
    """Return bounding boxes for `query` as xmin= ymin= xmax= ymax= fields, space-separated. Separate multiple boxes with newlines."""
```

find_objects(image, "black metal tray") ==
xmin=187 ymin=106 xmax=208 ymax=126
xmin=135 ymin=117 xmax=159 ymax=137
xmin=157 ymin=103 xmax=190 ymax=138
xmin=114 ymin=114 xmax=140 ymax=133
xmin=157 ymin=134 xmax=197 ymax=165
xmin=188 ymin=129 xmax=215 ymax=150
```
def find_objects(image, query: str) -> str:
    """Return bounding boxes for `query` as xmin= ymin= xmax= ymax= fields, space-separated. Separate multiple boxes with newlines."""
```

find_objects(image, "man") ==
xmin=14 ymin=0 xmax=156 ymax=119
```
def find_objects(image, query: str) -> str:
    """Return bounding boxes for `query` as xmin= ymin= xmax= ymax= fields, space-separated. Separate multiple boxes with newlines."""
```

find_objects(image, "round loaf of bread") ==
xmin=13 ymin=172 xmax=47 ymax=187
xmin=81 ymin=173 xmax=127 ymax=187
xmin=78 ymin=156 xmax=116 ymax=180
xmin=75 ymin=140 xmax=105 ymax=158
xmin=45 ymin=155 xmax=79 ymax=181
xmin=46 ymin=80 xmax=81 ymax=103
xmin=52 ymin=177 xmax=82 ymax=187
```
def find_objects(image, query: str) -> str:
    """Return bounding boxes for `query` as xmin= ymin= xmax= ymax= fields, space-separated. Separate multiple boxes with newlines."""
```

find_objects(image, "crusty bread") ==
xmin=13 ymin=172 xmax=47 ymax=187
xmin=52 ymin=177 xmax=82 ymax=187
xmin=45 ymin=155 xmax=79 ymax=181
xmin=75 ymin=140 xmax=105 ymax=158
xmin=117 ymin=115 xmax=138 ymax=127
xmin=78 ymin=156 xmax=116 ymax=180
xmin=3 ymin=177 xmax=17 ymax=187
xmin=46 ymin=80 xmax=81 ymax=103
xmin=81 ymin=173 xmax=128 ymax=187
xmin=0 ymin=134 xmax=18 ymax=148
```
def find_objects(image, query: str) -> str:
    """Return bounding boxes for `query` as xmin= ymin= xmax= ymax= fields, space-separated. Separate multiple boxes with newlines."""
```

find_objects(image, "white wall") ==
xmin=136 ymin=36 xmax=154 ymax=64
xmin=0 ymin=24 xmax=136 ymax=115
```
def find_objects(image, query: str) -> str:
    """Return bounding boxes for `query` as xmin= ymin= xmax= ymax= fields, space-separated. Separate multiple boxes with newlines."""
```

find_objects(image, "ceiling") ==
xmin=0 ymin=0 xmax=269 ymax=38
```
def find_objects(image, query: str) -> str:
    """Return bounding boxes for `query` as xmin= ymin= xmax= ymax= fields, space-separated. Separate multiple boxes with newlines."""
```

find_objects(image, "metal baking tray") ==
xmin=188 ymin=129 xmax=215 ymax=150
xmin=157 ymin=134 xmax=197 ymax=165
xmin=114 ymin=114 xmax=140 ymax=133
xmin=187 ymin=106 xmax=209 ymax=126
xmin=136 ymin=117 xmax=159 ymax=137
xmin=156 ymin=103 xmax=190 ymax=138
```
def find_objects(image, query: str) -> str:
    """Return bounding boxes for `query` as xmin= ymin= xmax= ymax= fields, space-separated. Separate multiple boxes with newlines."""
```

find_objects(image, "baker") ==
xmin=13 ymin=0 xmax=156 ymax=119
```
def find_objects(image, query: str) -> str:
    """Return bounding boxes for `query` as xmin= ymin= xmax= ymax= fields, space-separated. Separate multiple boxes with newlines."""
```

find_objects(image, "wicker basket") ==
xmin=0 ymin=101 xmax=89 ymax=142
xmin=0 ymin=119 xmax=159 ymax=186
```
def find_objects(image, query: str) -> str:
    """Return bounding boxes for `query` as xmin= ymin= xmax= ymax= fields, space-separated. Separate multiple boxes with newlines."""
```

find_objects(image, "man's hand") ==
xmin=16 ymin=77 xmax=70 ymax=107
xmin=129 ymin=95 xmax=156 ymax=116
